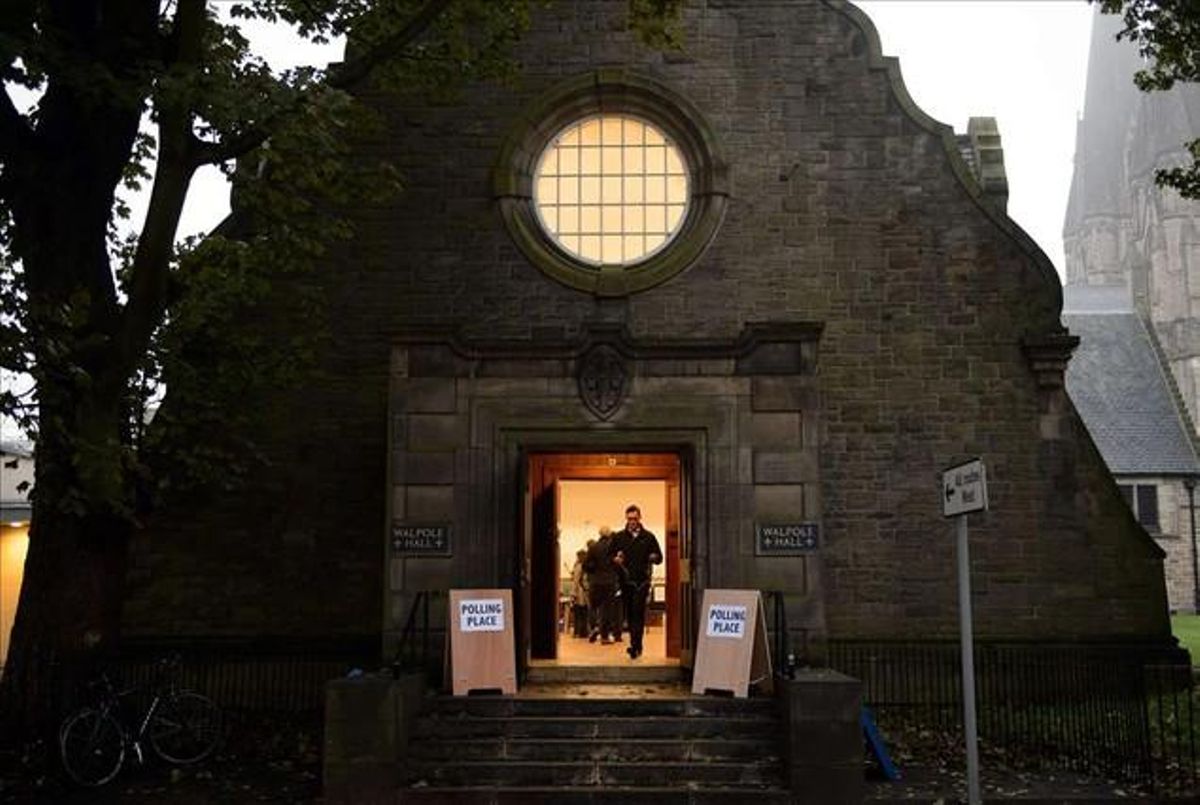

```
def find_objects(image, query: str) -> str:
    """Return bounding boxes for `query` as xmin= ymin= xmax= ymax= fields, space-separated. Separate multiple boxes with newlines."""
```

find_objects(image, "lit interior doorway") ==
xmin=557 ymin=479 xmax=669 ymax=665
xmin=523 ymin=451 xmax=686 ymax=667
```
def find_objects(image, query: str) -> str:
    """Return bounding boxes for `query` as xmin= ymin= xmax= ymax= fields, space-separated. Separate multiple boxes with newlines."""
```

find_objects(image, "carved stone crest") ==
xmin=578 ymin=345 xmax=628 ymax=421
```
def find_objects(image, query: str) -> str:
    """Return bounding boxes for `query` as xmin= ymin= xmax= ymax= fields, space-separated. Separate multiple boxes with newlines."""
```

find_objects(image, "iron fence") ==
xmin=128 ymin=635 xmax=377 ymax=711
xmin=24 ymin=626 xmax=1192 ymax=795
xmin=44 ymin=635 xmax=380 ymax=716
xmin=827 ymin=639 xmax=1197 ymax=794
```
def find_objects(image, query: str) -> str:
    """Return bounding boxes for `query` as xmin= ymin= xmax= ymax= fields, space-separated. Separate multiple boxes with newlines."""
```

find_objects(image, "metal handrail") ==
xmin=763 ymin=590 xmax=795 ymax=679
xmin=391 ymin=591 xmax=432 ymax=676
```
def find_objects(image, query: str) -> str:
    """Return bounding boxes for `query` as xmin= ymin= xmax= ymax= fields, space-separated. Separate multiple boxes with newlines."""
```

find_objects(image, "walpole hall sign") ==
xmin=391 ymin=523 xmax=452 ymax=555
xmin=755 ymin=523 xmax=820 ymax=555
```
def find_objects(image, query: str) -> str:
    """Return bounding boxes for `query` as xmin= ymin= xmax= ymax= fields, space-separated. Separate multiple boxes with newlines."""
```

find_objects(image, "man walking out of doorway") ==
xmin=612 ymin=504 xmax=662 ymax=660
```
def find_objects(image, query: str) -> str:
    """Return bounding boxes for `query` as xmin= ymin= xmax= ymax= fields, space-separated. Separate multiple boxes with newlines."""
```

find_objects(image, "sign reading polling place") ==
xmin=692 ymin=590 xmax=773 ymax=698
xmin=458 ymin=598 xmax=505 ymax=632
xmin=448 ymin=589 xmax=516 ymax=695
xmin=706 ymin=604 xmax=747 ymax=638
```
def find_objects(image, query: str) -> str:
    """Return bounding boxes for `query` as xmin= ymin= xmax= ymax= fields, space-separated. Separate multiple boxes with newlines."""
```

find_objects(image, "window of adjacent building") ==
xmin=1118 ymin=483 xmax=1160 ymax=532
xmin=533 ymin=115 xmax=689 ymax=266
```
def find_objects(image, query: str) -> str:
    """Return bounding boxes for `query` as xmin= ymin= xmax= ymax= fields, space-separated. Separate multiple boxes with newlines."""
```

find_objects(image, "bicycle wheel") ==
xmin=59 ymin=708 xmax=125 ymax=787
xmin=148 ymin=691 xmax=222 ymax=764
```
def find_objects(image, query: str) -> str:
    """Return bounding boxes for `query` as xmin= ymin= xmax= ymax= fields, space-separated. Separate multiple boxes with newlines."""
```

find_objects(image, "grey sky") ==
xmin=857 ymin=1 xmax=1093 ymax=278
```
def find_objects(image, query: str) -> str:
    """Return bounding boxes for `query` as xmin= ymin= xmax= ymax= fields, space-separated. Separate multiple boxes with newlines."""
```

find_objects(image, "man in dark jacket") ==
xmin=585 ymin=526 xmax=621 ymax=644
xmin=611 ymin=503 xmax=662 ymax=660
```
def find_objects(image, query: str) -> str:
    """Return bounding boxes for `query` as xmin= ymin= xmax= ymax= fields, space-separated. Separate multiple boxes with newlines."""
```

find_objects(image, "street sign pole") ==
xmin=942 ymin=457 xmax=987 ymax=805
xmin=956 ymin=512 xmax=981 ymax=805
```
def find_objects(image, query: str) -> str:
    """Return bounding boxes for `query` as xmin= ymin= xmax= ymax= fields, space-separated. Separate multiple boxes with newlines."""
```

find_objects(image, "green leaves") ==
xmin=2 ymin=0 xmax=683 ymax=514
xmin=627 ymin=0 xmax=685 ymax=50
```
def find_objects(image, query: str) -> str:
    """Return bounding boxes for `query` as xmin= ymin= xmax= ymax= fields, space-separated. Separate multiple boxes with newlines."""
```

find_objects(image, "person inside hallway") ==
xmin=584 ymin=527 xmax=621 ymax=644
xmin=570 ymin=548 xmax=589 ymax=638
xmin=611 ymin=503 xmax=662 ymax=660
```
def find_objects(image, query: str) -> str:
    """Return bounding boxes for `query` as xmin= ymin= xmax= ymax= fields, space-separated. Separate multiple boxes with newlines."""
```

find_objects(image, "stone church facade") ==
xmin=1064 ymin=10 xmax=1200 ymax=426
xmin=1063 ymin=9 xmax=1200 ymax=614
xmin=123 ymin=0 xmax=1170 ymax=664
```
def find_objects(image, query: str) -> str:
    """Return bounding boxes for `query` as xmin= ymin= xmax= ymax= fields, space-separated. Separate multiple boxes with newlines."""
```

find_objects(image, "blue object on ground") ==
xmin=862 ymin=706 xmax=901 ymax=781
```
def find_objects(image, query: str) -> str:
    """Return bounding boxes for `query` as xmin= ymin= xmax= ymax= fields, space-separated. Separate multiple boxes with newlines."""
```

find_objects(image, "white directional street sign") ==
xmin=941 ymin=456 xmax=988 ymax=805
xmin=942 ymin=458 xmax=989 ymax=518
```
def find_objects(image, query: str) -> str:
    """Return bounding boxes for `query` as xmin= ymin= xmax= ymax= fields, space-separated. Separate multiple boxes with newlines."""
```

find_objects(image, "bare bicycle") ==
xmin=58 ymin=655 xmax=222 ymax=787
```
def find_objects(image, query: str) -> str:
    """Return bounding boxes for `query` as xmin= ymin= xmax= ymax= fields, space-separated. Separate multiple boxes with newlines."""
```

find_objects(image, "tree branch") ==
xmin=115 ymin=0 xmax=205 ymax=374
xmin=325 ymin=0 xmax=455 ymax=92
xmin=194 ymin=0 xmax=453 ymax=167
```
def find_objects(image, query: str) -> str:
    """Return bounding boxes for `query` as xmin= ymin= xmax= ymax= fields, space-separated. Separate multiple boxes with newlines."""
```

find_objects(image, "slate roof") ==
xmin=1064 ymin=288 xmax=1200 ymax=476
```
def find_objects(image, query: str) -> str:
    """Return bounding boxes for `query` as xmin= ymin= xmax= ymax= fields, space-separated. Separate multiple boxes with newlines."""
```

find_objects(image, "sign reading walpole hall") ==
xmin=942 ymin=458 xmax=989 ymax=518
xmin=390 ymin=523 xmax=451 ymax=555
xmin=459 ymin=598 xmax=505 ymax=632
xmin=755 ymin=523 xmax=820 ymax=555
xmin=706 ymin=604 xmax=748 ymax=638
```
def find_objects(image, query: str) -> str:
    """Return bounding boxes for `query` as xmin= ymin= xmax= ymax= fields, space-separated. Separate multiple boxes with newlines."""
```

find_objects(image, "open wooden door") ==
xmin=518 ymin=451 xmax=534 ymax=677
xmin=528 ymin=461 xmax=560 ymax=660
xmin=678 ymin=450 xmax=696 ymax=668
xmin=665 ymin=474 xmax=682 ymax=659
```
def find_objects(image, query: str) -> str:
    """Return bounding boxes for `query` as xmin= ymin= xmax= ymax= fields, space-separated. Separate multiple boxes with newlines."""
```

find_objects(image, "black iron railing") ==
xmin=762 ymin=590 xmax=795 ymax=679
xmin=827 ymin=639 xmax=1197 ymax=795
xmin=116 ymin=635 xmax=378 ymax=712
xmin=22 ymin=635 xmax=379 ymax=723
xmin=391 ymin=590 xmax=440 ymax=678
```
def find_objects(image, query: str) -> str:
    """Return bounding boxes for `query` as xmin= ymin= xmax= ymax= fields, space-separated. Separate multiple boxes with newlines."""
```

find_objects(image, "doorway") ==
xmin=523 ymin=452 xmax=687 ymax=666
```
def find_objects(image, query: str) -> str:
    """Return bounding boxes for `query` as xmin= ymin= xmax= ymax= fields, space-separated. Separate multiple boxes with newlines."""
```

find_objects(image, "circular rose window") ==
xmin=495 ymin=73 xmax=727 ymax=296
xmin=533 ymin=115 xmax=690 ymax=266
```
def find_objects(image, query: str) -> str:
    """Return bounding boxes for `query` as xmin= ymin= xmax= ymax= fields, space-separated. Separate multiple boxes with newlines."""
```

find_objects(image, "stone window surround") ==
xmin=494 ymin=70 xmax=729 ymax=297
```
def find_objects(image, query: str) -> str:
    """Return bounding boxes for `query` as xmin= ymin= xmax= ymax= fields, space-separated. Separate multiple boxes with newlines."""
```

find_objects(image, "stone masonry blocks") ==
xmin=121 ymin=0 xmax=1169 ymax=647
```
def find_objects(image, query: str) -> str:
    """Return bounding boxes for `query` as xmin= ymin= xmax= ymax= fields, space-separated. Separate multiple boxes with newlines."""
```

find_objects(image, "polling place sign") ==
xmin=447 ymin=589 xmax=516 ymax=695
xmin=706 ymin=604 xmax=748 ymax=638
xmin=691 ymin=590 xmax=772 ymax=698
xmin=459 ymin=598 xmax=504 ymax=632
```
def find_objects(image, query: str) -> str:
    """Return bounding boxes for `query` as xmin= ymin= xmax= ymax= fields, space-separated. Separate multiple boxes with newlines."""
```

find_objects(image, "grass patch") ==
xmin=1171 ymin=614 xmax=1200 ymax=665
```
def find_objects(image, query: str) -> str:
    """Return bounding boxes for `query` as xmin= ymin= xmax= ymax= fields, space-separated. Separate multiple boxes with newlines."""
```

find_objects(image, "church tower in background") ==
xmin=1063 ymin=6 xmax=1200 ymax=429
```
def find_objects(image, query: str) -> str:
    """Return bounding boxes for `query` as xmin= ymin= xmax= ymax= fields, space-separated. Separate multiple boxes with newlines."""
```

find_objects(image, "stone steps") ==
xmin=427 ymin=694 xmax=778 ymax=719
xmin=525 ymin=665 xmax=688 ymax=684
xmin=397 ymin=786 xmax=795 ymax=804
xmin=400 ymin=688 xmax=788 ymax=798
xmin=404 ymin=759 xmax=785 ymax=787
xmin=415 ymin=714 xmax=777 ymax=739
xmin=410 ymin=737 xmax=780 ymax=762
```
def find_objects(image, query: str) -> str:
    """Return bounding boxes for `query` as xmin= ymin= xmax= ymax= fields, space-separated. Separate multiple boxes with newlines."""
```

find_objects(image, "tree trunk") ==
xmin=0 ymin=2 xmax=156 ymax=744
xmin=0 ymin=398 xmax=132 ymax=743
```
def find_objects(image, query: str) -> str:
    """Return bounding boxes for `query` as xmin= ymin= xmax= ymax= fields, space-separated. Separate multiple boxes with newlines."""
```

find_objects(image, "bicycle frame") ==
xmin=61 ymin=655 xmax=220 ymax=785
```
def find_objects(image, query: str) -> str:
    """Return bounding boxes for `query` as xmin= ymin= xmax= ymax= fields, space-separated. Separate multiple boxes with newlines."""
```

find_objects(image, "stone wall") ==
xmin=1150 ymin=478 xmax=1200 ymax=614
xmin=122 ymin=0 xmax=1169 ymax=645
xmin=384 ymin=325 xmax=824 ymax=660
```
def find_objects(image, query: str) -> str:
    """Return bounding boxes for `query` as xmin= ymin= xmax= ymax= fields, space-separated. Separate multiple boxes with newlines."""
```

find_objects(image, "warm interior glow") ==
xmin=1 ymin=524 xmax=30 ymax=670
xmin=556 ymin=480 xmax=670 ymax=664
xmin=534 ymin=115 xmax=689 ymax=265
xmin=558 ymin=479 xmax=666 ymax=588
